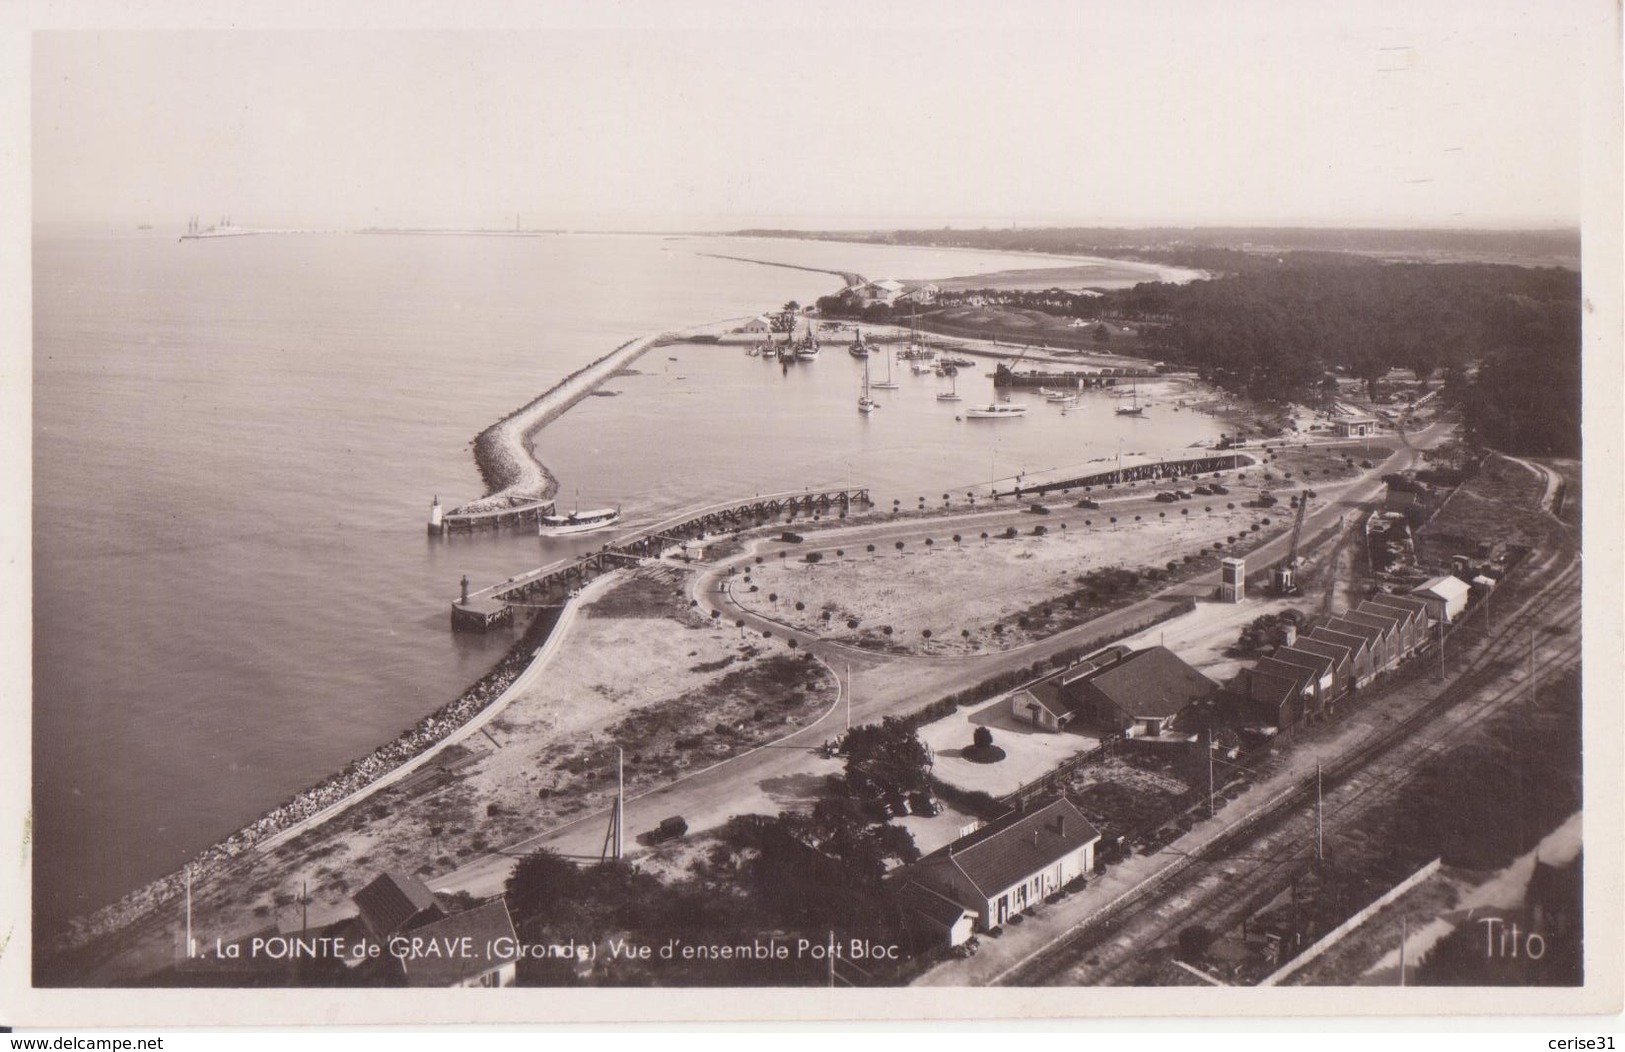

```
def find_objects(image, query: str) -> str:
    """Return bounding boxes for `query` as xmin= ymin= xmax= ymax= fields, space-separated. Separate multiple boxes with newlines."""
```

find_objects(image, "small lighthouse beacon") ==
xmin=428 ymin=495 xmax=444 ymax=535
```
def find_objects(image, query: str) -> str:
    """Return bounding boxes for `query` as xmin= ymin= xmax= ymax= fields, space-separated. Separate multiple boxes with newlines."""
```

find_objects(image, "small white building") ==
xmin=857 ymin=279 xmax=907 ymax=307
xmin=1335 ymin=416 xmax=1379 ymax=438
xmin=1412 ymin=574 xmax=1471 ymax=623
xmin=739 ymin=315 xmax=774 ymax=334
xmin=1009 ymin=679 xmax=1073 ymax=733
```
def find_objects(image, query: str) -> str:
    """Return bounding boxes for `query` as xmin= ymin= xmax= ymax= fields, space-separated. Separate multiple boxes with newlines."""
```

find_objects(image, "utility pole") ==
xmin=845 ymin=662 xmax=852 ymax=732
xmin=1437 ymin=619 xmax=1446 ymax=682
xmin=185 ymin=865 xmax=194 ymax=959
xmin=1207 ymin=726 xmax=1216 ymax=818
xmin=1315 ymin=763 xmax=1324 ymax=864
xmin=1399 ymin=914 xmax=1407 ymax=986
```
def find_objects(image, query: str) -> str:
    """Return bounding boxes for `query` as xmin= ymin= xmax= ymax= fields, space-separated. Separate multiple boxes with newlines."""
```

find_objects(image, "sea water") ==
xmin=30 ymin=228 xmax=1218 ymax=930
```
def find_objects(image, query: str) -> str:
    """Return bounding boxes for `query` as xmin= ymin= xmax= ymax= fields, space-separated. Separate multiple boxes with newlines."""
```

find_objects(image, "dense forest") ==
xmin=742 ymin=225 xmax=1580 ymax=272
xmin=1138 ymin=260 xmax=1580 ymax=456
xmin=856 ymin=256 xmax=1576 ymax=458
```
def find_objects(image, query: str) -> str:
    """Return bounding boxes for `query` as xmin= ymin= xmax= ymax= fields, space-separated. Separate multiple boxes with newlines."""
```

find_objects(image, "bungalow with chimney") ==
xmin=900 ymin=797 xmax=1100 ymax=931
xmin=1007 ymin=645 xmax=1133 ymax=733
xmin=1071 ymin=645 xmax=1218 ymax=738
xmin=739 ymin=314 xmax=775 ymax=335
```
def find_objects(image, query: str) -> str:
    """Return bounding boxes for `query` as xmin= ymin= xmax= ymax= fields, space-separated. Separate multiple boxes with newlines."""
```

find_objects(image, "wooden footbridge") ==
xmin=450 ymin=487 xmax=871 ymax=630
xmin=992 ymin=452 xmax=1251 ymax=499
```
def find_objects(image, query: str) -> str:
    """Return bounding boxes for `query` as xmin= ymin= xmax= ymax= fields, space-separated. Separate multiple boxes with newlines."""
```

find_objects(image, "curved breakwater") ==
xmin=453 ymin=333 xmax=664 ymax=515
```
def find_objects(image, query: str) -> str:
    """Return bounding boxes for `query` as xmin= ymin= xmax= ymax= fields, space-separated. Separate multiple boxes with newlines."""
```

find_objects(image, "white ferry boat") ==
xmin=964 ymin=403 xmax=1029 ymax=419
xmin=539 ymin=506 xmax=623 ymax=536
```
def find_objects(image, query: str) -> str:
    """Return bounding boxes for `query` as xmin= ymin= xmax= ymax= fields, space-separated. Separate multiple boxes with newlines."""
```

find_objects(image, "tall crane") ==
xmin=1270 ymin=489 xmax=1313 ymax=595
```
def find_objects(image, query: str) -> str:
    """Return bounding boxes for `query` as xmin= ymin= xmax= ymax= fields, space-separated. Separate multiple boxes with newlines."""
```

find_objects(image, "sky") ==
xmin=24 ymin=0 xmax=1602 ymax=230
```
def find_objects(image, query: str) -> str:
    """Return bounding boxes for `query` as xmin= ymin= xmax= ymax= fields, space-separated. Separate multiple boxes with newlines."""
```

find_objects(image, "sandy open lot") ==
xmin=732 ymin=499 xmax=1270 ymax=655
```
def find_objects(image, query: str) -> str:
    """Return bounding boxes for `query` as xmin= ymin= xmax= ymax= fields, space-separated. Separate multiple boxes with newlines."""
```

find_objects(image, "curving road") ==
xmin=429 ymin=423 xmax=1450 ymax=903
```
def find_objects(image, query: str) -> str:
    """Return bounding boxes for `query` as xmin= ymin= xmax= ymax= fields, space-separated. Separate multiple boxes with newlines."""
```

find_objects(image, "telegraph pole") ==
xmin=845 ymin=662 xmax=852 ymax=732
xmin=185 ymin=865 xmax=194 ymax=958
xmin=1207 ymin=726 xmax=1216 ymax=818
xmin=1399 ymin=914 xmax=1407 ymax=986
xmin=1315 ymin=763 xmax=1324 ymax=864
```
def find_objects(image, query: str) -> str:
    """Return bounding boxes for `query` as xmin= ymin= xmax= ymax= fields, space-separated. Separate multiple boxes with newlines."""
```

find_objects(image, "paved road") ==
xmin=430 ymin=423 xmax=1449 ymax=902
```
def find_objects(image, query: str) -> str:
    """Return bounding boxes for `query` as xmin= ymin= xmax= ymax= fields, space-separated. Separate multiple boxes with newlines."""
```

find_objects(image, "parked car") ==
xmin=646 ymin=816 xmax=688 ymax=844
xmin=884 ymin=794 xmax=911 ymax=818
xmin=1154 ymin=491 xmax=1178 ymax=504
xmin=907 ymin=792 xmax=941 ymax=816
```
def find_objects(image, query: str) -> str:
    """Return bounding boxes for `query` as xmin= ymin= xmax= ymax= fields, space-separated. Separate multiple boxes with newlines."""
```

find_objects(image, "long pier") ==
xmin=994 ymin=452 xmax=1253 ymax=499
xmin=450 ymin=487 xmax=872 ymax=630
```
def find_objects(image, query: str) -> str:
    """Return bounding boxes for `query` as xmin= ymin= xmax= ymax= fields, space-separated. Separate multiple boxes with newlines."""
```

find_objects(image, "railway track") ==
xmin=995 ymin=547 xmax=1581 ymax=987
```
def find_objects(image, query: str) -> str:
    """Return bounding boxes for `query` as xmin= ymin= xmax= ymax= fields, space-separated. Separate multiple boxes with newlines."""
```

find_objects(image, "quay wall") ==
xmin=997 ymin=452 xmax=1255 ymax=498
xmin=454 ymin=334 xmax=663 ymax=515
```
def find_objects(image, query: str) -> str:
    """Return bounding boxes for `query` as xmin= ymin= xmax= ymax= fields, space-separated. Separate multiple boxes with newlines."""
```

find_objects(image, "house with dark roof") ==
xmin=1308 ymin=625 xmax=1375 ymax=689
xmin=390 ymin=900 xmax=519 ymax=988
xmin=902 ymin=797 xmax=1100 ymax=931
xmin=353 ymin=871 xmax=446 ymax=942
xmin=1007 ymin=645 xmax=1133 ymax=733
xmin=1071 ymin=646 xmax=1218 ymax=738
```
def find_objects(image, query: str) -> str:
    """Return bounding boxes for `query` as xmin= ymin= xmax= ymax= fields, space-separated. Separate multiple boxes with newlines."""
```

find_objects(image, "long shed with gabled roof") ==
xmin=902 ymin=797 xmax=1100 ymax=931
